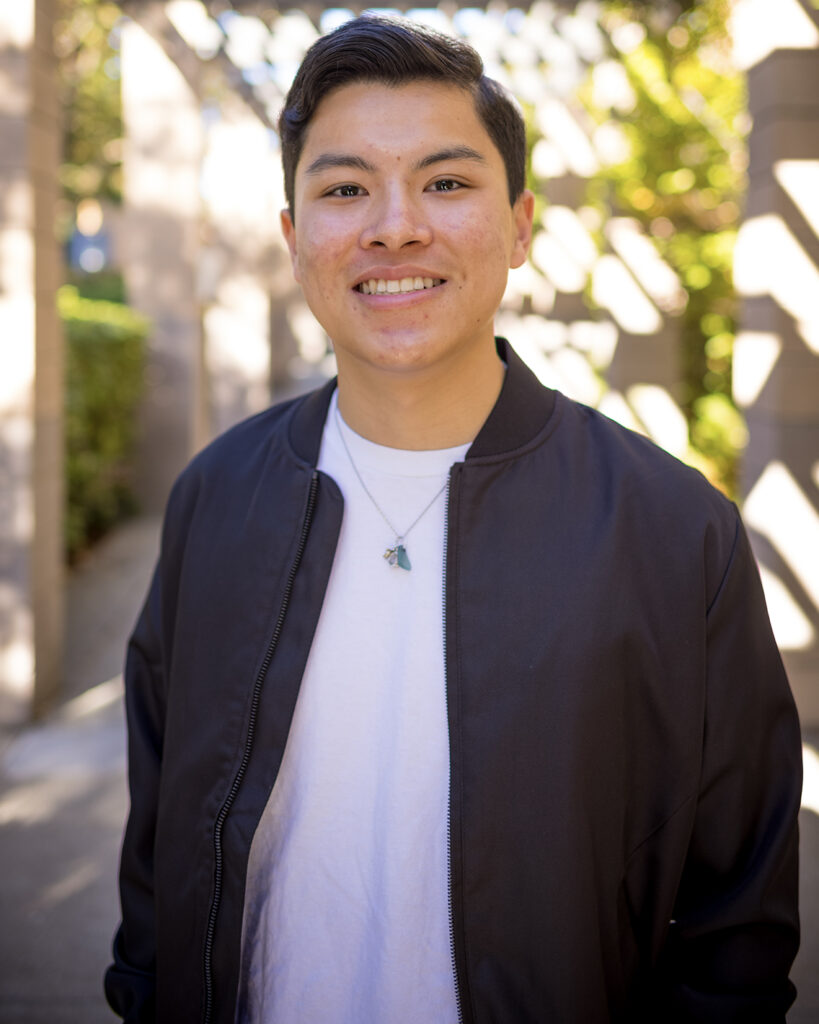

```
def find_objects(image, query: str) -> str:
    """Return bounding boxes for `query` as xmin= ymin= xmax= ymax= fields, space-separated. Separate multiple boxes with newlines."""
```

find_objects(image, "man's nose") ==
xmin=359 ymin=187 xmax=433 ymax=249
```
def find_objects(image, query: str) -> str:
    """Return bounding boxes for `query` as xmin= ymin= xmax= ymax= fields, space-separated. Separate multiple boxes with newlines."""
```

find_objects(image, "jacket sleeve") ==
xmin=660 ymin=511 xmax=801 ymax=1021
xmin=104 ymin=563 xmax=166 ymax=1022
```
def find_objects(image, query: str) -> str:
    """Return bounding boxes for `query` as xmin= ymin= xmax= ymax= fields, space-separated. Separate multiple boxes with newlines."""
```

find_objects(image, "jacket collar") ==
xmin=467 ymin=338 xmax=557 ymax=459
xmin=288 ymin=337 xmax=557 ymax=466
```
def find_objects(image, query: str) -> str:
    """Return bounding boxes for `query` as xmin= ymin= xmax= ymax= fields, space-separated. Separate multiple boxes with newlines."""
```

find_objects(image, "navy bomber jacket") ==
xmin=106 ymin=339 xmax=801 ymax=1023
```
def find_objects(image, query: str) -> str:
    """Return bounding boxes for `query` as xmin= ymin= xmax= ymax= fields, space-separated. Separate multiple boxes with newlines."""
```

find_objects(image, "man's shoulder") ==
xmin=546 ymin=393 xmax=743 ymax=599
xmin=499 ymin=343 xmax=732 ymax=523
xmin=164 ymin=387 xmax=323 ymax=516
xmin=553 ymin=391 xmax=737 ymax=525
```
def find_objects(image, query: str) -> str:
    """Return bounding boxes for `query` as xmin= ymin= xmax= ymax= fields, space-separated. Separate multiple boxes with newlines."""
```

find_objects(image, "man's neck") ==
xmin=335 ymin=346 xmax=505 ymax=451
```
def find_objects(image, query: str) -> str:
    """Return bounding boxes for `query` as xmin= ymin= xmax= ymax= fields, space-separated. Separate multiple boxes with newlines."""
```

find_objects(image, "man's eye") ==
xmin=329 ymin=184 xmax=363 ymax=198
xmin=430 ymin=179 xmax=462 ymax=192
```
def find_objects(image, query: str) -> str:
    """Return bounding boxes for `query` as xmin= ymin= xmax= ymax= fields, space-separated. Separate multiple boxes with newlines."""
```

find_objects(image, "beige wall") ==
xmin=733 ymin=0 xmax=819 ymax=723
xmin=120 ymin=11 xmax=206 ymax=514
xmin=121 ymin=8 xmax=297 ymax=511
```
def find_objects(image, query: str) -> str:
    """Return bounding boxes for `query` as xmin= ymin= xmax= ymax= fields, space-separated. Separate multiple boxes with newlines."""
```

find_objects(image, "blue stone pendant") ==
xmin=384 ymin=543 xmax=411 ymax=571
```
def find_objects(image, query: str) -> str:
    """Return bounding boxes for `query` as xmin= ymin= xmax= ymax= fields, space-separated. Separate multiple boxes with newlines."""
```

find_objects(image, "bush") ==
xmin=65 ymin=268 xmax=127 ymax=304
xmin=60 ymin=285 xmax=149 ymax=561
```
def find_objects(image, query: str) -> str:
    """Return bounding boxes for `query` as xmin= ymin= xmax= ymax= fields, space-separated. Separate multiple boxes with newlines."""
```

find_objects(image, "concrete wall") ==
xmin=733 ymin=0 xmax=819 ymax=724
xmin=120 ymin=8 xmax=288 ymax=512
xmin=199 ymin=92 xmax=279 ymax=439
xmin=0 ymin=0 xmax=63 ymax=723
xmin=120 ymin=10 xmax=206 ymax=515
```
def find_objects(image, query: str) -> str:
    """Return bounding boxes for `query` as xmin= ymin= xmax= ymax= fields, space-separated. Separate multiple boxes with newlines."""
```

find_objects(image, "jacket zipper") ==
xmin=202 ymin=470 xmax=319 ymax=1024
xmin=444 ymin=469 xmax=465 ymax=1024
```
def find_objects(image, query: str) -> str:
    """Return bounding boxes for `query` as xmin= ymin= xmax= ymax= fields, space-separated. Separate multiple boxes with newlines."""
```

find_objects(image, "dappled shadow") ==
xmin=0 ymin=686 xmax=127 ymax=1022
xmin=733 ymin=31 xmax=819 ymax=720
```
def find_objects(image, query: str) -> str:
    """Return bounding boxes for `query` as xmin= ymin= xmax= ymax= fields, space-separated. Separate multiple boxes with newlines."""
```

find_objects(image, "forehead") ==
xmin=296 ymin=79 xmax=496 ymax=170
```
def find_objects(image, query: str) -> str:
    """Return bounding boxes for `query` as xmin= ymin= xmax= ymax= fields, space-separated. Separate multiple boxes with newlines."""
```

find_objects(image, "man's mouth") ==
xmin=355 ymin=277 xmax=444 ymax=295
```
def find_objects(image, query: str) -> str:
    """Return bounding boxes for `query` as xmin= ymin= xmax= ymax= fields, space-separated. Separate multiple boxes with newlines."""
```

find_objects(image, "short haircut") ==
xmin=279 ymin=14 xmax=527 ymax=216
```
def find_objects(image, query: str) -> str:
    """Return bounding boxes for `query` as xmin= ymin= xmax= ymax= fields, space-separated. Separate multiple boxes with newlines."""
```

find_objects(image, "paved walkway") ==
xmin=0 ymin=517 xmax=159 ymax=1023
xmin=0 ymin=515 xmax=817 ymax=1021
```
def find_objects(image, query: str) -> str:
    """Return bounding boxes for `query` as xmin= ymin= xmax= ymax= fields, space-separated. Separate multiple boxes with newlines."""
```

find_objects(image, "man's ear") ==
xmin=510 ymin=189 xmax=535 ymax=269
xmin=280 ymin=208 xmax=300 ymax=282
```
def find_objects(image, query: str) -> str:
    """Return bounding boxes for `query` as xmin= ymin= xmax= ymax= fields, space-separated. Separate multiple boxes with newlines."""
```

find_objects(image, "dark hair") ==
xmin=279 ymin=14 xmax=527 ymax=216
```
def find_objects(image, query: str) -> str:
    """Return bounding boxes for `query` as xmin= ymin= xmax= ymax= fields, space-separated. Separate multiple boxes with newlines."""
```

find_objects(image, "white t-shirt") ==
xmin=235 ymin=393 xmax=468 ymax=1023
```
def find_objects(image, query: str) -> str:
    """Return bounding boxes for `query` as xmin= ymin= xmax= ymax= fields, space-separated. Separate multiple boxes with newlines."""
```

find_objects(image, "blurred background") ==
xmin=0 ymin=0 xmax=817 ymax=1020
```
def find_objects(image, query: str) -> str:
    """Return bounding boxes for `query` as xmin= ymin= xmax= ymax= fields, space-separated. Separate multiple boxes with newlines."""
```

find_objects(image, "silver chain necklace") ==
xmin=335 ymin=407 xmax=449 ymax=571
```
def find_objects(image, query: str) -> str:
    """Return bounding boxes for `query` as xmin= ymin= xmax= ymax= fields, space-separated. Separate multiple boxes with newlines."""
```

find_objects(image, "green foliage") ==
xmin=60 ymin=286 xmax=149 ymax=561
xmin=56 ymin=0 xmax=124 ymax=206
xmin=690 ymin=392 xmax=748 ymax=487
xmin=65 ymin=268 xmax=127 ymax=304
xmin=586 ymin=0 xmax=747 ymax=494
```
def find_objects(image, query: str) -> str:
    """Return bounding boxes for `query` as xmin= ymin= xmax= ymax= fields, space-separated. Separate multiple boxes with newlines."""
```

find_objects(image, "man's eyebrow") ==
xmin=304 ymin=153 xmax=376 ymax=176
xmin=304 ymin=146 xmax=488 ymax=177
xmin=414 ymin=145 xmax=487 ymax=171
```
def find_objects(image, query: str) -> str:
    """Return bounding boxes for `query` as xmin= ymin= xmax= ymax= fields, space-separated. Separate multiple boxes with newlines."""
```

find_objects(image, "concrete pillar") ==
xmin=0 ymin=0 xmax=63 ymax=723
xmin=733 ymin=0 xmax=819 ymax=724
xmin=120 ymin=10 xmax=204 ymax=514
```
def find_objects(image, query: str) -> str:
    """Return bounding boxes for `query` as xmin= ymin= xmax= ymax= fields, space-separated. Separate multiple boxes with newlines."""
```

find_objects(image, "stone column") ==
xmin=733 ymin=0 xmax=819 ymax=723
xmin=120 ymin=10 xmax=204 ymax=513
xmin=0 ymin=0 xmax=63 ymax=723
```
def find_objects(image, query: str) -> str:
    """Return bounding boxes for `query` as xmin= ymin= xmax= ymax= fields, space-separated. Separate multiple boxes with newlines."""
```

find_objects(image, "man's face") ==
xmin=281 ymin=80 xmax=533 ymax=384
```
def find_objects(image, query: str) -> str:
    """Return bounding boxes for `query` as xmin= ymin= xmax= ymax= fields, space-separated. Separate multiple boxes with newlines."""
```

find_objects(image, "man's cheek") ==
xmin=301 ymin=235 xmax=349 ymax=274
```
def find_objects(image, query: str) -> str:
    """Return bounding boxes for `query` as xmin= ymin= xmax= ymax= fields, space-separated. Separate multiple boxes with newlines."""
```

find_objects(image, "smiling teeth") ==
xmin=358 ymin=277 xmax=441 ymax=295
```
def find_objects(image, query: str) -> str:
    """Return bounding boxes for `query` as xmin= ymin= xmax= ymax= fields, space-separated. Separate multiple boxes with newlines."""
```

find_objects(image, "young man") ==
xmin=106 ymin=15 xmax=801 ymax=1024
